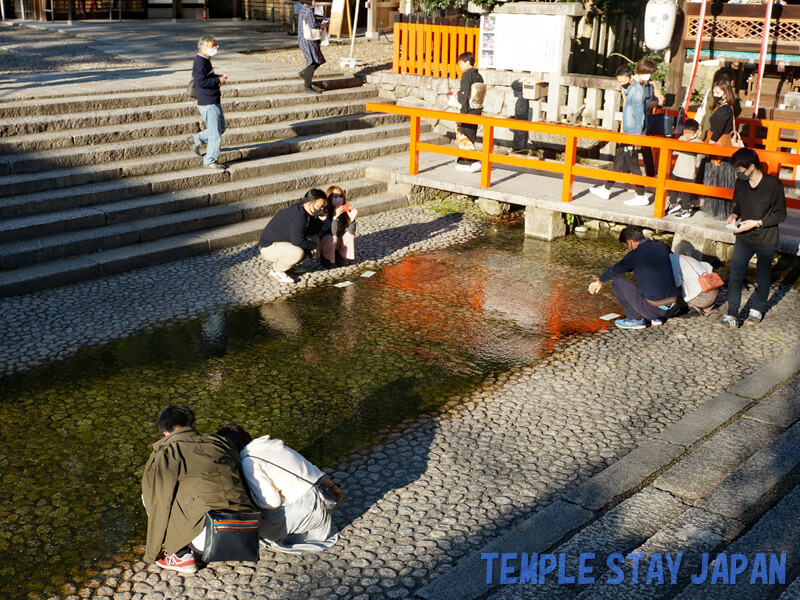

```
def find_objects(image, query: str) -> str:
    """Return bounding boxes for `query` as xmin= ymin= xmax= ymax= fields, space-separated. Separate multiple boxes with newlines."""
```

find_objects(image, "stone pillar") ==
xmin=524 ymin=206 xmax=567 ymax=240
xmin=672 ymin=233 xmax=734 ymax=263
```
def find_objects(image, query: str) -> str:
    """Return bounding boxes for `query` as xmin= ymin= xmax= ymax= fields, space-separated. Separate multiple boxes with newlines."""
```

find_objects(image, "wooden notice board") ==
xmin=329 ymin=0 xmax=352 ymax=39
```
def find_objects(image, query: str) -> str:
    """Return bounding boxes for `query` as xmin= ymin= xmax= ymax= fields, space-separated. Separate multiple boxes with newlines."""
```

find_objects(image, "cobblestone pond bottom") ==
xmin=1 ymin=210 xmax=799 ymax=599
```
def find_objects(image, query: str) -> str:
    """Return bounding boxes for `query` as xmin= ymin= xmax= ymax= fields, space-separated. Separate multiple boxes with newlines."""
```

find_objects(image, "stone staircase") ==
xmin=416 ymin=345 xmax=800 ymax=600
xmin=0 ymin=72 xmax=447 ymax=297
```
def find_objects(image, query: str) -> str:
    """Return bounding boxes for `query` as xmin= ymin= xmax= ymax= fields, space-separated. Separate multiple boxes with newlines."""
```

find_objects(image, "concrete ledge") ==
xmin=655 ymin=391 xmax=753 ymax=448
xmin=728 ymin=341 xmax=800 ymax=399
xmin=415 ymin=500 xmax=594 ymax=600
xmin=564 ymin=440 xmax=685 ymax=512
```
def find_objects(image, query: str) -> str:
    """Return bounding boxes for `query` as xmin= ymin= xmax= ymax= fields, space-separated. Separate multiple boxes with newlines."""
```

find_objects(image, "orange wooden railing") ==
xmin=393 ymin=15 xmax=479 ymax=79
xmin=366 ymin=102 xmax=800 ymax=216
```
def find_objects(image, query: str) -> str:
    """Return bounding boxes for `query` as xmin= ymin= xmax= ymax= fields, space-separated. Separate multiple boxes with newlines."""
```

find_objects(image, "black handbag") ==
xmin=201 ymin=510 xmax=261 ymax=563
xmin=187 ymin=78 xmax=197 ymax=100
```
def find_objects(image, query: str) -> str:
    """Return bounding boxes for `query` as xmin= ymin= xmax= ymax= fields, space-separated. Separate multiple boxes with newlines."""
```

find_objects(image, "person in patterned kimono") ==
xmin=298 ymin=0 xmax=327 ymax=94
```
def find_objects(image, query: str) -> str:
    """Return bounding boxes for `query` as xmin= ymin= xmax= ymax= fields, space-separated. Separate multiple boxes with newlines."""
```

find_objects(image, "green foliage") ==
xmin=594 ymin=0 xmax=646 ymax=19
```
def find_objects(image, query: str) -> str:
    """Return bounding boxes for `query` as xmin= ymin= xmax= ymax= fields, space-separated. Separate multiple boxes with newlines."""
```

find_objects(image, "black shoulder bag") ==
xmin=201 ymin=510 xmax=261 ymax=564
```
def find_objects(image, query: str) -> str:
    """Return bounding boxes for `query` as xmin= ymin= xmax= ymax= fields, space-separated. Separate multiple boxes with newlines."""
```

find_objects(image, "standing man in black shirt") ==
xmin=258 ymin=189 xmax=328 ymax=283
xmin=719 ymin=148 xmax=787 ymax=328
xmin=186 ymin=35 xmax=228 ymax=170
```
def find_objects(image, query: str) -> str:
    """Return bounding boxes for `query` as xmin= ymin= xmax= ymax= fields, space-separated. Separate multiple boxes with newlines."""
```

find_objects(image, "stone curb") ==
xmin=413 ymin=341 xmax=800 ymax=600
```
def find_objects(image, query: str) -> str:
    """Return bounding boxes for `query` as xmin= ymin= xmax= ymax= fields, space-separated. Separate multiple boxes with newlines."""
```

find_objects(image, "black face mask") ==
xmin=311 ymin=208 xmax=326 ymax=218
xmin=736 ymin=170 xmax=751 ymax=181
xmin=713 ymin=94 xmax=725 ymax=104
xmin=621 ymin=83 xmax=630 ymax=89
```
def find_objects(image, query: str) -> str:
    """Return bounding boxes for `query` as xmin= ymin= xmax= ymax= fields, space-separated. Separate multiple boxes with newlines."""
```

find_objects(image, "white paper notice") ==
xmin=599 ymin=313 xmax=621 ymax=321
xmin=334 ymin=281 xmax=354 ymax=288
xmin=360 ymin=271 xmax=376 ymax=278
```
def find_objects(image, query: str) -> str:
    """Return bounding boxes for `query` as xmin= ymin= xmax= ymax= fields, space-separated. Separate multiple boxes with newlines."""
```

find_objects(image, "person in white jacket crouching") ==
xmin=217 ymin=424 xmax=340 ymax=554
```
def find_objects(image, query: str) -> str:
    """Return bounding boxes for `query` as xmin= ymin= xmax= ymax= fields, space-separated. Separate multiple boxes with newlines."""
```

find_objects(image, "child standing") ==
xmin=667 ymin=118 xmax=703 ymax=219
xmin=590 ymin=65 xmax=648 ymax=206
xmin=635 ymin=57 xmax=665 ymax=177
xmin=453 ymin=52 xmax=485 ymax=173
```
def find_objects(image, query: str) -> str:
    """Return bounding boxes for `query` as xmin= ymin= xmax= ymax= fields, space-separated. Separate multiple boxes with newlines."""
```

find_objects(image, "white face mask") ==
xmin=331 ymin=194 xmax=344 ymax=207
xmin=638 ymin=74 xmax=651 ymax=82
xmin=206 ymin=46 xmax=218 ymax=57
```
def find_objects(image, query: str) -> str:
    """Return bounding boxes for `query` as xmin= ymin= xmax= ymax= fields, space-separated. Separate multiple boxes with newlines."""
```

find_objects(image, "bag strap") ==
xmin=246 ymin=455 xmax=317 ymax=488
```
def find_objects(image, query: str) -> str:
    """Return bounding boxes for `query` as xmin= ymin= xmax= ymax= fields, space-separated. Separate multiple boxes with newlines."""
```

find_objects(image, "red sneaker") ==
xmin=156 ymin=552 xmax=198 ymax=573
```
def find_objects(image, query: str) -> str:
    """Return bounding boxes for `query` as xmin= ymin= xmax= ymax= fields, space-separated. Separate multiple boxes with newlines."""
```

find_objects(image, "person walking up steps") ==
xmin=186 ymin=35 xmax=228 ymax=170
xmin=298 ymin=0 xmax=328 ymax=95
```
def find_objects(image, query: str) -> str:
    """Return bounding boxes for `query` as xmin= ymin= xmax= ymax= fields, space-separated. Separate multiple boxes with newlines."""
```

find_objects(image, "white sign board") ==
xmin=479 ymin=14 xmax=565 ymax=73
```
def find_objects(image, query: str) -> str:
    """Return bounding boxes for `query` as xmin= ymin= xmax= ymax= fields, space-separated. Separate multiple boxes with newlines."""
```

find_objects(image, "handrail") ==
xmin=366 ymin=102 xmax=800 ymax=217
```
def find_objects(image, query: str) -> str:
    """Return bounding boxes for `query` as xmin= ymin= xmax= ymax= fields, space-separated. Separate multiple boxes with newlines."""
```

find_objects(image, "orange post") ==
xmin=480 ymin=125 xmax=494 ymax=188
xmin=421 ymin=18 xmax=431 ymax=77
xmin=440 ymin=22 xmax=450 ymax=78
xmin=393 ymin=19 xmax=401 ymax=74
xmin=653 ymin=148 xmax=672 ymax=217
xmin=407 ymin=18 xmax=417 ymax=75
xmin=561 ymin=135 xmax=577 ymax=202
xmin=432 ymin=19 xmax=442 ymax=78
xmin=409 ymin=116 xmax=420 ymax=175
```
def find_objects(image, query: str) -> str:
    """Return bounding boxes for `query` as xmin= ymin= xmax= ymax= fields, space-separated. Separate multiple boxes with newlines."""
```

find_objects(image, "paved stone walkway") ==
xmin=16 ymin=204 xmax=799 ymax=600
xmin=0 ymin=206 xmax=482 ymax=375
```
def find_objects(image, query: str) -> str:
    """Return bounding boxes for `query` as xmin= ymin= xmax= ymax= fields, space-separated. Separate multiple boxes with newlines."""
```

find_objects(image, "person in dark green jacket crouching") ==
xmin=141 ymin=404 xmax=254 ymax=573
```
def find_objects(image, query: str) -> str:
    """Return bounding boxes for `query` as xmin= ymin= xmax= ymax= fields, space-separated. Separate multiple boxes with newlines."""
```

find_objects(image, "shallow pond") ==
xmin=0 ymin=217 xmax=623 ymax=599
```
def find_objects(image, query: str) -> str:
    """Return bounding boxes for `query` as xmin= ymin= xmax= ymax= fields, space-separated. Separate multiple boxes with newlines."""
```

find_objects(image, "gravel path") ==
xmin=0 ymin=26 xmax=145 ymax=74
xmin=249 ymin=38 xmax=394 ymax=75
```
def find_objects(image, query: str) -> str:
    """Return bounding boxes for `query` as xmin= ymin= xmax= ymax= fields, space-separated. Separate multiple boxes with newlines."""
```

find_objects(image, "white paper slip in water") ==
xmin=361 ymin=271 xmax=376 ymax=278
xmin=334 ymin=281 xmax=354 ymax=288
xmin=599 ymin=313 xmax=621 ymax=321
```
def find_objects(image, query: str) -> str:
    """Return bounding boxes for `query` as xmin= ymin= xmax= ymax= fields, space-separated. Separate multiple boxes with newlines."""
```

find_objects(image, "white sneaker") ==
xmin=667 ymin=203 xmax=682 ymax=215
xmin=455 ymin=163 xmax=471 ymax=171
xmin=589 ymin=186 xmax=611 ymax=200
xmin=269 ymin=269 xmax=295 ymax=284
xmin=650 ymin=319 xmax=663 ymax=326
xmin=469 ymin=161 xmax=482 ymax=173
xmin=624 ymin=194 xmax=650 ymax=206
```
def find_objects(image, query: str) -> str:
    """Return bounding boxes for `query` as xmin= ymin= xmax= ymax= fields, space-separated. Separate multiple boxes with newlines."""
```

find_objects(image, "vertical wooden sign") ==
xmin=329 ymin=0 xmax=352 ymax=39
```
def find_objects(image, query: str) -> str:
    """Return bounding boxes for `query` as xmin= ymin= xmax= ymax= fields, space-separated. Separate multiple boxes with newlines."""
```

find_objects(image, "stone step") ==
xmin=0 ymin=98 xmax=386 ymax=152
xmin=0 ymin=76 xmax=362 ymax=118
xmin=0 ymin=112 xmax=405 ymax=174
xmin=0 ymin=126 xmax=438 ymax=219
xmin=0 ymin=70 xmax=350 ymax=104
xmin=0 ymin=86 xmax=378 ymax=136
xmin=0 ymin=191 xmax=409 ymax=298
xmin=0 ymin=130 xmax=447 ymax=269
xmin=671 ymin=480 xmax=800 ymax=599
xmin=0 ymin=121 xmax=419 ymax=198
xmin=0 ymin=177 xmax=388 ymax=243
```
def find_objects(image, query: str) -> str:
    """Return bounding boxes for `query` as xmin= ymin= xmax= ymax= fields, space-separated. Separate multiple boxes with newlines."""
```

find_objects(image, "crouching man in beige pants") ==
xmin=258 ymin=189 xmax=328 ymax=283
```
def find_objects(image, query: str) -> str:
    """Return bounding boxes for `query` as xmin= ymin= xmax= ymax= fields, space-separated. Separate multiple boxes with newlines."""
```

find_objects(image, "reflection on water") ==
xmin=0 ymin=219 xmax=621 ymax=598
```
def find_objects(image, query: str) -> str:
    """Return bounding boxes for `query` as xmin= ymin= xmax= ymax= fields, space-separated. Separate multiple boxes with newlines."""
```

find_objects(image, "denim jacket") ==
xmin=621 ymin=81 xmax=645 ymax=136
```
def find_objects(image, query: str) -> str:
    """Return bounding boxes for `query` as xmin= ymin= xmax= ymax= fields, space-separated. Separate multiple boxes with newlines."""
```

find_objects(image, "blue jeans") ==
xmin=195 ymin=103 xmax=226 ymax=165
xmin=727 ymin=239 xmax=777 ymax=317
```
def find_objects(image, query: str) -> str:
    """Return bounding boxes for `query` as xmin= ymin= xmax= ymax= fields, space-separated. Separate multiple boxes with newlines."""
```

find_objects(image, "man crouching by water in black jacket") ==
xmin=588 ymin=225 xmax=679 ymax=330
xmin=258 ymin=189 xmax=328 ymax=284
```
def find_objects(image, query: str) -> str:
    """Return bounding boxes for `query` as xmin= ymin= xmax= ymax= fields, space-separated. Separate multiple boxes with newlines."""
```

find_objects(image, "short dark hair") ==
xmin=619 ymin=225 xmax=645 ymax=244
xmin=458 ymin=52 xmax=475 ymax=66
xmin=217 ymin=423 xmax=253 ymax=453
xmin=615 ymin=65 xmax=634 ymax=78
xmin=713 ymin=67 xmax=736 ymax=85
xmin=683 ymin=118 xmax=699 ymax=131
xmin=158 ymin=404 xmax=195 ymax=434
xmin=731 ymin=148 xmax=760 ymax=171
xmin=302 ymin=188 xmax=327 ymax=204
xmin=635 ymin=57 xmax=657 ymax=75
